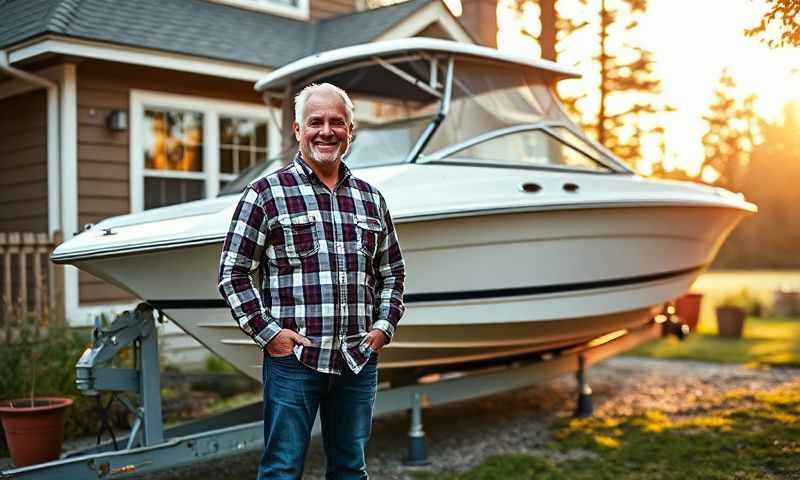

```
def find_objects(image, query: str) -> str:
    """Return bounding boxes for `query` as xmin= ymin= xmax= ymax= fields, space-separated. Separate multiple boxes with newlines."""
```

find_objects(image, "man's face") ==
xmin=293 ymin=91 xmax=353 ymax=166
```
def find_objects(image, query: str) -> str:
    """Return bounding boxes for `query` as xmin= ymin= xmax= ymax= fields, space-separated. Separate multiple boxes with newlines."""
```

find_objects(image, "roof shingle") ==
xmin=0 ymin=0 xmax=442 ymax=68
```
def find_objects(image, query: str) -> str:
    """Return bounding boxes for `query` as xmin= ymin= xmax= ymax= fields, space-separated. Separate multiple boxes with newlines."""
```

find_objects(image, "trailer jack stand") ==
xmin=404 ymin=392 xmax=429 ymax=466
xmin=574 ymin=354 xmax=593 ymax=418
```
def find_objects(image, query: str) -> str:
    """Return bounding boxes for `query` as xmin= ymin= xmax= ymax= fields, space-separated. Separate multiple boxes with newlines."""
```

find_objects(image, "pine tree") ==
xmin=698 ymin=69 xmax=761 ymax=190
xmin=593 ymin=0 xmax=672 ymax=168
xmin=523 ymin=0 xmax=673 ymax=169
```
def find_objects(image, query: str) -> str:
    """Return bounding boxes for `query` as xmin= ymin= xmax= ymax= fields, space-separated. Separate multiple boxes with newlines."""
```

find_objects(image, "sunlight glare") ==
xmin=497 ymin=0 xmax=800 ymax=174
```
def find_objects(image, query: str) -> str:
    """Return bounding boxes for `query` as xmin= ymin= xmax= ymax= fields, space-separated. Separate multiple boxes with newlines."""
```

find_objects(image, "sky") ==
xmin=494 ymin=0 xmax=800 ymax=174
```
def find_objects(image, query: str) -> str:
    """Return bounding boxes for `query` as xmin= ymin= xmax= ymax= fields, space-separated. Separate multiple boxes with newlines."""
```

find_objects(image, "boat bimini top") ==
xmin=224 ymin=39 xmax=632 ymax=195
xmin=254 ymin=38 xmax=582 ymax=94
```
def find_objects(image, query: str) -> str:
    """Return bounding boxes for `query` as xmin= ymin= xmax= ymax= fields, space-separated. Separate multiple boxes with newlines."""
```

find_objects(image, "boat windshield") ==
xmin=431 ymin=127 xmax=612 ymax=172
xmin=220 ymin=55 xmax=628 ymax=194
xmin=420 ymin=59 xmax=577 ymax=156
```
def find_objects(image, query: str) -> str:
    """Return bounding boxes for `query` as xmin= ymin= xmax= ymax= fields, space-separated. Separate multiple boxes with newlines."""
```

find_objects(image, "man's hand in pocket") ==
xmin=266 ymin=329 xmax=312 ymax=357
xmin=362 ymin=329 xmax=388 ymax=352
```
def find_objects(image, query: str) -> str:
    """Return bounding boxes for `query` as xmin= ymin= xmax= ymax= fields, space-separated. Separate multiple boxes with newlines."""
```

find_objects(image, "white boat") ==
xmin=51 ymin=39 xmax=755 ymax=384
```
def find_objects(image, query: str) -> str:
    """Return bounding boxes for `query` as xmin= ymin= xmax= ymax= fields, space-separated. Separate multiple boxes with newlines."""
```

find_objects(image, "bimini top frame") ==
xmin=254 ymin=39 xmax=586 ymax=166
xmin=254 ymin=38 xmax=581 ymax=94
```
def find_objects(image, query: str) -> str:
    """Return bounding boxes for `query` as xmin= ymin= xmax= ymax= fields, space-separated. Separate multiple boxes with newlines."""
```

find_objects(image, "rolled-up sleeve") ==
xmin=371 ymin=195 xmax=406 ymax=343
xmin=217 ymin=186 xmax=281 ymax=348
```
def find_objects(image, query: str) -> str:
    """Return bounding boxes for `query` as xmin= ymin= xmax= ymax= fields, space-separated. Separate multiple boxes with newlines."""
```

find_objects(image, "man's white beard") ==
xmin=309 ymin=141 xmax=350 ymax=164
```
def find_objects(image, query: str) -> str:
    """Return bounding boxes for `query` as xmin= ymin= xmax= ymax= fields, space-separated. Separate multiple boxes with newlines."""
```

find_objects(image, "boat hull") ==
xmin=72 ymin=204 xmax=746 ymax=382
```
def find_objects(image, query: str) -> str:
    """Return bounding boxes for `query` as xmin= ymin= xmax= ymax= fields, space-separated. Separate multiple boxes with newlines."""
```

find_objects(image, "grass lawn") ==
xmin=413 ymin=381 xmax=800 ymax=479
xmin=628 ymin=317 xmax=800 ymax=366
xmin=628 ymin=270 xmax=800 ymax=366
xmin=690 ymin=270 xmax=800 ymax=334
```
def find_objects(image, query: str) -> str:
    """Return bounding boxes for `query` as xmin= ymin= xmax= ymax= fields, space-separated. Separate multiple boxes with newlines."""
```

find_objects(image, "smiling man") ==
xmin=218 ymin=83 xmax=406 ymax=479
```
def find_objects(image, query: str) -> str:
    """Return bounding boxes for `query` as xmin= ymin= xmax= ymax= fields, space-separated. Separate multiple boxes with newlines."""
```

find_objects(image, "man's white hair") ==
xmin=294 ymin=83 xmax=354 ymax=124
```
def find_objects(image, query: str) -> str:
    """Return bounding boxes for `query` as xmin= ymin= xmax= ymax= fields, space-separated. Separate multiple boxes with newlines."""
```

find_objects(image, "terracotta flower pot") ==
xmin=675 ymin=293 xmax=703 ymax=331
xmin=716 ymin=307 xmax=746 ymax=339
xmin=0 ymin=397 xmax=73 ymax=467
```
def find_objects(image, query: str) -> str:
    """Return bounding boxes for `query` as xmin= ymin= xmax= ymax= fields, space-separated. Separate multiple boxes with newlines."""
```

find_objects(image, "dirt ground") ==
xmin=135 ymin=356 xmax=799 ymax=479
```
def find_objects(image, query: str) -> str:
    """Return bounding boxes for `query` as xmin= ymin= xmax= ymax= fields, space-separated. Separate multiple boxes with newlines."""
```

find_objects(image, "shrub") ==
xmin=717 ymin=289 xmax=760 ymax=314
xmin=0 ymin=322 xmax=95 ymax=456
xmin=204 ymin=353 xmax=236 ymax=374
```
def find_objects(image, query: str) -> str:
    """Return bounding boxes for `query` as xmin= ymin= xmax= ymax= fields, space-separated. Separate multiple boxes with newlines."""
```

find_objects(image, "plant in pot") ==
xmin=715 ymin=290 xmax=753 ymax=339
xmin=0 ymin=320 xmax=74 ymax=467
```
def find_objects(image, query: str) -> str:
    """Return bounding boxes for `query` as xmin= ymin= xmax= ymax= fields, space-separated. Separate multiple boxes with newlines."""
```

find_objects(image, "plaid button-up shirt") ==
xmin=218 ymin=154 xmax=406 ymax=374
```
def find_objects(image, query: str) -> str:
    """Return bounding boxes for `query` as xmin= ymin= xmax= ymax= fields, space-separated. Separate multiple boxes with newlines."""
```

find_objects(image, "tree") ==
xmin=518 ymin=0 xmax=673 ymax=169
xmin=746 ymin=0 xmax=800 ymax=48
xmin=713 ymin=102 xmax=800 ymax=268
xmin=698 ymin=69 xmax=761 ymax=191
xmin=592 ymin=0 xmax=674 ymax=169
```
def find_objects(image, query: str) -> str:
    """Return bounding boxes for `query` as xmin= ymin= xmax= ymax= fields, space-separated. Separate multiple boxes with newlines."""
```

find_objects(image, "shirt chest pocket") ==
xmin=355 ymin=216 xmax=382 ymax=258
xmin=273 ymin=214 xmax=319 ymax=266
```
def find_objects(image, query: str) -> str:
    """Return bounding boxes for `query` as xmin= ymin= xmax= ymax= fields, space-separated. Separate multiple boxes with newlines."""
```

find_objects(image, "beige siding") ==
xmin=415 ymin=22 xmax=454 ymax=40
xmin=76 ymin=60 xmax=261 ymax=305
xmin=460 ymin=0 xmax=497 ymax=47
xmin=0 ymin=90 xmax=48 ymax=233
xmin=311 ymin=0 xmax=357 ymax=19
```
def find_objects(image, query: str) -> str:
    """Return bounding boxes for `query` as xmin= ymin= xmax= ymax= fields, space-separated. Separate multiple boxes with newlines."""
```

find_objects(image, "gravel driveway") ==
xmin=137 ymin=357 xmax=799 ymax=479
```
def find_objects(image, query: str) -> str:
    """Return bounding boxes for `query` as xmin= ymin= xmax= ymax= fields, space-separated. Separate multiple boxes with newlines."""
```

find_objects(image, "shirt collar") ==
xmin=293 ymin=152 xmax=352 ymax=189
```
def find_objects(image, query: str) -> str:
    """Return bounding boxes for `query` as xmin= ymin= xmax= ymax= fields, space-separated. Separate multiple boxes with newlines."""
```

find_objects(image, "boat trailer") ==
xmin=1 ymin=304 xmax=683 ymax=479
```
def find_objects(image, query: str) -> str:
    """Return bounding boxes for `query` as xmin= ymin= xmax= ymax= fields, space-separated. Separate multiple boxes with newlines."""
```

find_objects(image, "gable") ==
xmin=414 ymin=22 xmax=454 ymax=40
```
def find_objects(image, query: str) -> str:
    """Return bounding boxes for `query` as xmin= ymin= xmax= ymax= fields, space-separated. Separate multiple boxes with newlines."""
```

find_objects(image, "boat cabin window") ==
xmin=344 ymin=115 xmax=433 ymax=169
xmin=440 ymin=129 xmax=612 ymax=172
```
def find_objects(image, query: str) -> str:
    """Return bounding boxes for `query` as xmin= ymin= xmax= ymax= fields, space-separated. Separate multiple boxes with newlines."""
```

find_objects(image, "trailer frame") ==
xmin=1 ymin=304 xmax=666 ymax=479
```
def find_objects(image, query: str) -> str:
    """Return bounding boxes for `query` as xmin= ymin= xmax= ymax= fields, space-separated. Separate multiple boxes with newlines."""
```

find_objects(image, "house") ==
xmin=0 ymin=0 xmax=497 ymax=362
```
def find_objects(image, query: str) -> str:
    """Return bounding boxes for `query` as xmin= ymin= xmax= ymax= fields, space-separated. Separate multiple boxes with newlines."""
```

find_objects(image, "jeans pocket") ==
xmin=269 ymin=354 xmax=314 ymax=382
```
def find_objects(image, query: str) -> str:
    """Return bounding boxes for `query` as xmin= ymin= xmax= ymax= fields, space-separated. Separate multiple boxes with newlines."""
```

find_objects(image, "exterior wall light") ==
xmin=106 ymin=110 xmax=128 ymax=131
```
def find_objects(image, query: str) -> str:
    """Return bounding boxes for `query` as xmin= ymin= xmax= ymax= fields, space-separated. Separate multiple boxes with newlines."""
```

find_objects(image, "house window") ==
xmin=143 ymin=109 xmax=206 ymax=209
xmin=219 ymin=116 xmax=269 ymax=189
xmin=209 ymin=0 xmax=309 ymax=19
xmin=131 ymin=91 xmax=279 ymax=212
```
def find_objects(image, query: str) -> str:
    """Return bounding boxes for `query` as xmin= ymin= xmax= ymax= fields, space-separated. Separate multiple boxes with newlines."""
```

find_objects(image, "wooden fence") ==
xmin=0 ymin=231 xmax=65 ymax=343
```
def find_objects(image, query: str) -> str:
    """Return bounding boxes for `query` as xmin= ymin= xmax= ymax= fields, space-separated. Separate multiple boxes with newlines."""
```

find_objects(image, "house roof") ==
xmin=0 ymin=0 xmax=440 ymax=68
xmin=315 ymin=0 xmax=433 ymax=53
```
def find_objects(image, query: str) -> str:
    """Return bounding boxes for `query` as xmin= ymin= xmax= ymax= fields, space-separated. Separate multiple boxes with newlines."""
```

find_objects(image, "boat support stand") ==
xmin=574 ymin=354 xmax=593 ymax=418
xmin=2 ymin=305 xmax=669 ymax=479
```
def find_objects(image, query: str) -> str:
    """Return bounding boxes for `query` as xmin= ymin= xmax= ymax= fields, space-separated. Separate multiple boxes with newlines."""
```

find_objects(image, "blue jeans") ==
xmin=258 ymin=354 xmax=378 ymax=480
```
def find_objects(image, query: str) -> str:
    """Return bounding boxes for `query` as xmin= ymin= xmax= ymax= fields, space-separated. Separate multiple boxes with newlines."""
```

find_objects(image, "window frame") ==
xmin=130 ymin=90 xmax=280 ymax=212
xmin=208 ymin=0 xmax=309 ymax=20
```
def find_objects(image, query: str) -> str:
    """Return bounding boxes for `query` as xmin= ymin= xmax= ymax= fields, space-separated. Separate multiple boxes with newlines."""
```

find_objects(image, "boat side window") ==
xmin=344 ymin=115 xmax=434 ymax=169
xmin=549 ymin=126 xmax=613 ymax=165
xmin=443 ymin=129 xmax=611 ymax=172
